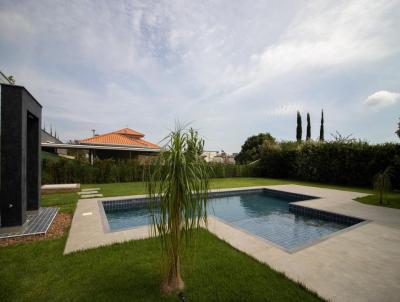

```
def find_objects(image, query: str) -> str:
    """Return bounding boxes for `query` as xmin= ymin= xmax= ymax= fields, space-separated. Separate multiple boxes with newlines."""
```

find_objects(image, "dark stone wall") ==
xmin=0 ymin=84 xmax=42 ymax=227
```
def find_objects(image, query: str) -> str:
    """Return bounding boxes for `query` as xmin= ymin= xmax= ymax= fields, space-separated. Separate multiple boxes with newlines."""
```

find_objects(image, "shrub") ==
xmin=42 ymin=159 xmax=257 ymax=184
xmin=259 ymin=141 xmax=400 ymax=188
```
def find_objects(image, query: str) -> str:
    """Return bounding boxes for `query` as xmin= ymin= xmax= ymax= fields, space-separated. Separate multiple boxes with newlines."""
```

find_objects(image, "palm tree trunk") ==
xmin=162 ymin=256 xmax=184 ymax=293
xmin=162 ymin=194 xmax=185 ymax=293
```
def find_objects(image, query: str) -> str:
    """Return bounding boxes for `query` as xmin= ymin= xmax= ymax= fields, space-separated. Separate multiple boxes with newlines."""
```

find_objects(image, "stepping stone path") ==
xmin=78 ymin=188 xmax=103 ymax=199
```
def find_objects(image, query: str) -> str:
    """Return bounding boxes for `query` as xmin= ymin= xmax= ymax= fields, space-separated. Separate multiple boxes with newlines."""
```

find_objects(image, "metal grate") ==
xmin=0 ymin=207 xmax=59 ymax=239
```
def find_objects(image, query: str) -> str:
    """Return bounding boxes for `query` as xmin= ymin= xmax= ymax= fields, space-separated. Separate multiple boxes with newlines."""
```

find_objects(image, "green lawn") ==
xmin=0 ymin=231 xmax=322 ymax=302
xmin=42 ymin=177 xmax=400 ymax=213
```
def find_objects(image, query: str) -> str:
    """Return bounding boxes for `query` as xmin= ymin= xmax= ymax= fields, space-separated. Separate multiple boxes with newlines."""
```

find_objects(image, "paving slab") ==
xmin=65 ymin=185 xmax=400 ymax=302
xmin=81 ymin=188 xmax=100 ymax=192
xmin=80 ymin=194 xmax=103 ymax=199
xmin=78 ymin=191 xmax=99 ymax=195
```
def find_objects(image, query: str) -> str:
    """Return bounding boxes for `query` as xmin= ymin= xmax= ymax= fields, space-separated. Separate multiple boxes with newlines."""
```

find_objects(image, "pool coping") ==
xmin=65 ymin=185 xmax=371 ymax=255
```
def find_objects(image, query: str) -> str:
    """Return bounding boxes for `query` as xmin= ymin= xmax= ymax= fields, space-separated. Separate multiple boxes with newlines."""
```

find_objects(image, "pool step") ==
xmin=81 ymin=188 xmax=100 ymax=192
xmin=78 ymin=187 xmax=103 ymax=199
xmin=80 ymin=193 xmax=103 ymax=199
xmin=78 ymin=191 xmax=99 ymax=195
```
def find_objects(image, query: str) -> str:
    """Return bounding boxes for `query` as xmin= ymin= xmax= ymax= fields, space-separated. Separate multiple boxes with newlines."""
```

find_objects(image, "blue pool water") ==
xmin=105 ymin=192 xmax=354 ymax=251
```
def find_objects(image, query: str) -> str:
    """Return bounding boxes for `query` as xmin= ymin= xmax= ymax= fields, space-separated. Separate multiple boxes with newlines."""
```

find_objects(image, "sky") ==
xmin=0 ymin=0 xmax=399 ymax=152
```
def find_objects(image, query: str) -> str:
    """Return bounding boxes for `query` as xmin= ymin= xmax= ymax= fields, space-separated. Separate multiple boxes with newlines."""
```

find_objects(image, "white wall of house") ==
xmin=202 ymin=150 xmax=219 ymax=162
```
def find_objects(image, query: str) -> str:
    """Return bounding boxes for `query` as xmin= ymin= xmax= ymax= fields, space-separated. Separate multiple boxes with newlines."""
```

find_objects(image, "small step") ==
xmin=81 ymin=188 xmax=100 ymax=192
xmin=78 ymin=191 xmax=99 ymax=195
xmin=80 ymin=194 xmax=103 ymax=199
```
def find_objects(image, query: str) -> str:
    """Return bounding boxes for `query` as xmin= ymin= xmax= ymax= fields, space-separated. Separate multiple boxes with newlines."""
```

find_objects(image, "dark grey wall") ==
xmin=0 ymin=84 xmax=42 ymax=227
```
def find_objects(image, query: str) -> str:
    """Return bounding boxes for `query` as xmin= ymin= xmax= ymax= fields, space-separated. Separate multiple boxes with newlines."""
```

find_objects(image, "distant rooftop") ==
xmin=79 ymin=128 xmax=159 ymax=149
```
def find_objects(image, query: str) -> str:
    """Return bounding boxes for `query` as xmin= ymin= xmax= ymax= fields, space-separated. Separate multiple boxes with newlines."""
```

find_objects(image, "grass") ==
xmin=42 ymin=177 xmax=400 ymax=213
xmin=0 ymin=231 xmax=322 ymax=302
xmin=354 ymin=192 xmax=400 ymax=209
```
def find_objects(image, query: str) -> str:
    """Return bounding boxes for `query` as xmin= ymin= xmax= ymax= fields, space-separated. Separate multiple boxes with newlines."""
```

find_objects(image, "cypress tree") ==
xmin=306 ymin=113 xmax=311 ymax=141
xmin=296 ymin=111 xmax=302 ymax=142
xmin=396 ymin=118 xmax=400 ymax=139
xmin=319 ymin=110 xmax=324 ymax=141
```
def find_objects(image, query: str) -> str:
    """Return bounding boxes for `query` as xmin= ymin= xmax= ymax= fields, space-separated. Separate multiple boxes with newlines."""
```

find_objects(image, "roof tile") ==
xmin=79 ymin=128 xmax=159 ymax=149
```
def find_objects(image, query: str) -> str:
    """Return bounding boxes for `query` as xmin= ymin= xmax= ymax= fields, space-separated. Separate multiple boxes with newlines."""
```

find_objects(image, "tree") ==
xmin=146 ymin=126 xmax=209 ymax=293
xmin=396 ymin=118 xmax=400 ymax=139
xmin=306 ymin=113 xmax=311 ymax=141
xmin=296 ymin=111 xmax=302 ymax=142
xmin=319 ymin=110 xmax=324 ymax=141
xmin=235 ymin=133 xmax=276 ymax=164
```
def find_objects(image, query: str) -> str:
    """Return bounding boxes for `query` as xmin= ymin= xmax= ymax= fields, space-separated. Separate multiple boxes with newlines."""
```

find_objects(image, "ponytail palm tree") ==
xmin=146 ymin=126 xmax=210 ymax=294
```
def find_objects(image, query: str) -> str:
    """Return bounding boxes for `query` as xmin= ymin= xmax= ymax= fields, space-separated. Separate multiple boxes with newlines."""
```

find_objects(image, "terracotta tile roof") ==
xmin=79 ymin=128 xmax=160 ymax=149
xmin=113 ymin=128 xmax=144 ymax=137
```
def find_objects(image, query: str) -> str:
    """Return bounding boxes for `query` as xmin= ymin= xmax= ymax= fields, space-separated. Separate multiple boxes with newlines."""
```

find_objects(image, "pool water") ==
xmin=105 ymin=192 xmax=354 ymax=251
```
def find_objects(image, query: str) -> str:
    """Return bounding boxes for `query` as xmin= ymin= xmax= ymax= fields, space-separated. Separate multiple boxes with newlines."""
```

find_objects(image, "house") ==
xmin=41 ymin=127 xmax=161 ymax=163
xmin=41 ymin=128 xmax=68 ymax=156
xmin=202 ymin=150 xmax=236 ymax=164
xmin=79 ymin=128 xmax=161 ymax=162
xmin=202 ymin=150 xmax=220 ymax=162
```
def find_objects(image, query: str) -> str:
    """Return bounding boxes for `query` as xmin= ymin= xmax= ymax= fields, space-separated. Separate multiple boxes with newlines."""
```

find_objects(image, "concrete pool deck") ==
xmin=64 ymin=185 xmax=400 ymax=302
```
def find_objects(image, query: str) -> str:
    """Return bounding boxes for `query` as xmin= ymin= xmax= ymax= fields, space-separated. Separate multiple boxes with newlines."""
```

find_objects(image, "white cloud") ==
xmin=364 ymin=90 xmax=400 ymax=108
xmin=265 ymin=103 xmax=304 ymax=116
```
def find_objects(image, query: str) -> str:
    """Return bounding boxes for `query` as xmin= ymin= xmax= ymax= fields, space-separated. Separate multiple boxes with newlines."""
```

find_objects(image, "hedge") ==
xmin=259 ymin=141 xmax=400 ymax=188
xmin=42 ymin=142 xmax=400 ymax=188
xmin=42 ymin=159 xmax=256 ymax=184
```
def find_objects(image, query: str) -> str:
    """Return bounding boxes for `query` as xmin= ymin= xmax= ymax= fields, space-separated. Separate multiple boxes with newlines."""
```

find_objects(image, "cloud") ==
xmin=265 ymin=103 xmax=304 ymax=116
xmin=364 ymin=90 xmax=400 ymax=108
xmin=1 ymin=0 xmax=399 ymax=150
xmin=0 ymin=10 xmax=34 ymax=40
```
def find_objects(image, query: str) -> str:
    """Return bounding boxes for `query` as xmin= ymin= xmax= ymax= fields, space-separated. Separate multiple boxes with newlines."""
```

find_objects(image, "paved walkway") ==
xmin=65 ymin=185 xmax=400 ymax=302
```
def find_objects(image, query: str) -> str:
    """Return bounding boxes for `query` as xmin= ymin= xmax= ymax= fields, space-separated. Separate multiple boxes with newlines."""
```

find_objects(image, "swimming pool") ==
xmin=103 ymin=189 xmax=363 ymax=251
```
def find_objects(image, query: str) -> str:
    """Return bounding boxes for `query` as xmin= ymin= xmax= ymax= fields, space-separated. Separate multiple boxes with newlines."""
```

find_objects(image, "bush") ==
xmin=42 ymin=159 xmax=257 ymax=184
xmin=42 ymin=159 xmax=146 ymax=184
xmin=208 ymin=163 xmax=258 ymax=178
xmin=259 ymin=141 xmax=400 ymax=188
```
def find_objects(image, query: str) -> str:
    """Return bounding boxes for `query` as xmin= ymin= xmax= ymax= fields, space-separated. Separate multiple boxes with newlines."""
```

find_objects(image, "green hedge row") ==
xmin=42 ymin=159 xmax=146 ymax=184
xmin=42 ymin=159 xmax=256 ymax=184
xmin=43 ymin=142 xmax=399 ymax=188
xmin=208 ymin=163 xmax=257 ymax=178
xmin=259 ymin=142 xmax=400 ymax=188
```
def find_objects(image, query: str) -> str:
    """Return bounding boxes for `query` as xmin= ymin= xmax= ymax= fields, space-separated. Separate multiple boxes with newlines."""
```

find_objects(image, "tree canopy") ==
xmin=235 ymin=133 xmax=276 ymax=164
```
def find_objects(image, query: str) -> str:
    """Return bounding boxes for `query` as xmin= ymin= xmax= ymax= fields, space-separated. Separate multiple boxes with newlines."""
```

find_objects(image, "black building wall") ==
xmin=0 ymin=84 xmax=42 ymax=227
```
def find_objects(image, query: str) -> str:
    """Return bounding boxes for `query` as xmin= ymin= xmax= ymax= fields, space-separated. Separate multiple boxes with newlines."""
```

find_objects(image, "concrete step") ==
xmin=81 ymin=188 xmax=100 ymax=192
xmin=80 ymin=194 xmax=103 ymax=199
xmin=78 ymin=191 xmax=99 ymax=195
